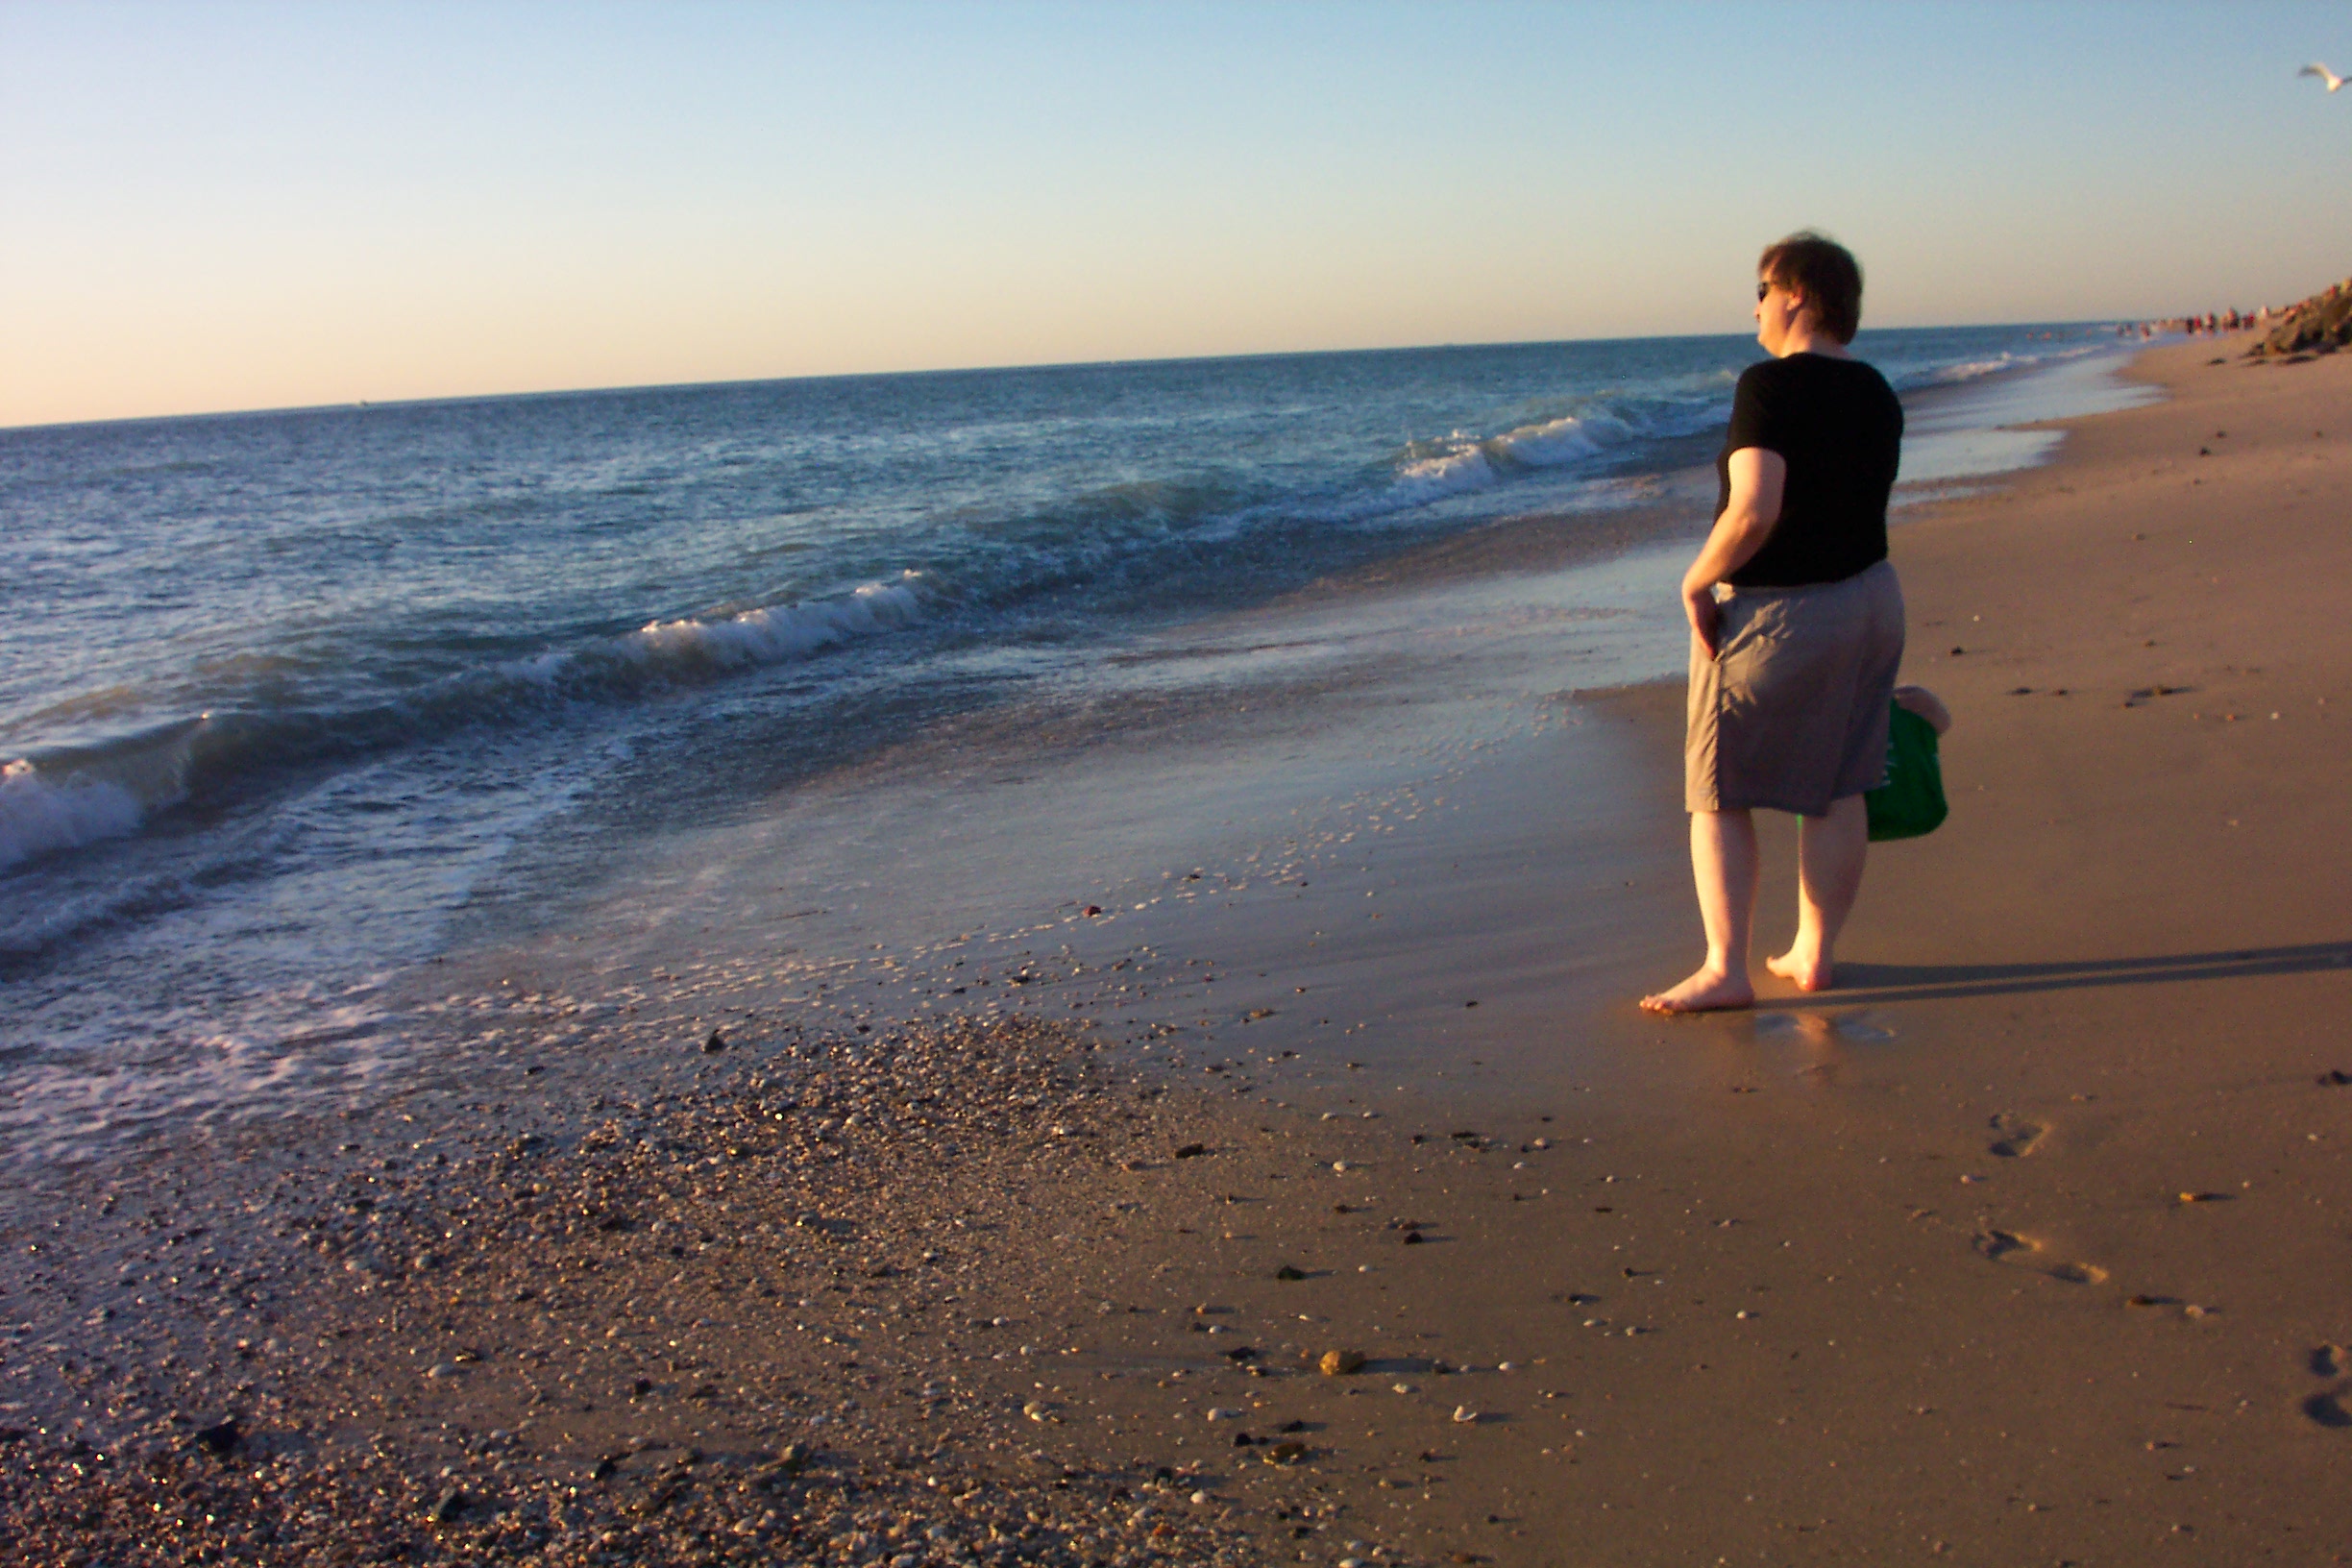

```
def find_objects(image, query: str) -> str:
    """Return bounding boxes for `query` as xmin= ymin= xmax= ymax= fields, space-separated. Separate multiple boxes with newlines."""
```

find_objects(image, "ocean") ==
xmin=0 ymin=325 xmax=2154 ymax=1157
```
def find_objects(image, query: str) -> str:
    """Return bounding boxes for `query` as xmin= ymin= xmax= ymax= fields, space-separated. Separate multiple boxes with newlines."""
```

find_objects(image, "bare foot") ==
xmin=1639 ymin=967 xmax=1755 ymax=1014
xmin=1766 ymin=949 xmax=1833 ymax=992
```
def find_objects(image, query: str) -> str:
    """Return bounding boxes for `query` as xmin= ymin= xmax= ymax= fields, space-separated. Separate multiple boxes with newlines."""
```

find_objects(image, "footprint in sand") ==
xmin=2301 ymin=1391 xmax=2352 ymax=1429
xmin=1972 ymin=1229 xmax=2030 ymax=1262
xmin=1755 ymin=1011 xmax=1898 ymax=1044
xmin=1972 ymin=1229 xmax=2108 ymax=1285
xmin=2302 ymin=1346 xmax=2352 ymax=1430
xmin=1755 ymin=1012 xmax=1831 ymax=1043
xmin=1986 ymin=1114 xmax=2047 ymax=1159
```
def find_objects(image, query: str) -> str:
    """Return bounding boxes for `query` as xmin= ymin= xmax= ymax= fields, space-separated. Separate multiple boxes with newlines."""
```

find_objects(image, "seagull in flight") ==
xmin=2301 ymin=61 xmax=2346 ymax=92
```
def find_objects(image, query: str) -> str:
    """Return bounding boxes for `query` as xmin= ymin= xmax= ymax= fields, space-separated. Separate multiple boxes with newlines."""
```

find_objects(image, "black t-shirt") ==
xmin=1715 ymin=354 xmax=1904 ymax=587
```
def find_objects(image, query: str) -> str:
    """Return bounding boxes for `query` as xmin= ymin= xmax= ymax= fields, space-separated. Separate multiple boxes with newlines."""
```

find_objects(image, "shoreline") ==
xmin=0 ymin=323 xmax=2139 ymax=1163
xmin=9 ymin=335 xmax=2352 ymax=1564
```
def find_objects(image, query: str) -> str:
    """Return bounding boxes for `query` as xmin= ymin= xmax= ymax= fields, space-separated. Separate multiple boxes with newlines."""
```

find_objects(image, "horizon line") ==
xmin=1 ymin=315 xmax=2137 ymax=436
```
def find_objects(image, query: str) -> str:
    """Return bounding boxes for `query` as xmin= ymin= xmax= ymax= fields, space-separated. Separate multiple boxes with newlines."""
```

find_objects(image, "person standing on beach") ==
xmin=1641 ymin=232 xmax=1905 ymax=1014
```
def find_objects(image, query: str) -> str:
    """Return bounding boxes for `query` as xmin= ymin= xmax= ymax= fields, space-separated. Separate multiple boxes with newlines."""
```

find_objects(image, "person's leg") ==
xmin=1767 ymin=794 xmax=1868 ymax=992
xmin=1640 ymin=809 xmax=1759 ymax=1013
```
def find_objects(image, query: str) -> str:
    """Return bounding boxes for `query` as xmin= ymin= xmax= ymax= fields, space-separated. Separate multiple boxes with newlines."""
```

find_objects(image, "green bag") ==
xmin=1865 ymin=702 xmax=1948 ymax=842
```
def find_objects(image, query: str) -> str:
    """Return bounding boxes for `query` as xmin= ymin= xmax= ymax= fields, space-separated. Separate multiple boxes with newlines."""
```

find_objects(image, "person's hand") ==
xmin=1683 ymin=578 xmax=1721 ymax=660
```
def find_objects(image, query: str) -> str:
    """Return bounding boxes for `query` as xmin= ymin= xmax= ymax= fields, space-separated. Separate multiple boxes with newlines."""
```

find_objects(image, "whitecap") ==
xmin=0 ymin=759 xmax=147 ymax=870
xmin=628 ymin=573 xmax=928 ymax=670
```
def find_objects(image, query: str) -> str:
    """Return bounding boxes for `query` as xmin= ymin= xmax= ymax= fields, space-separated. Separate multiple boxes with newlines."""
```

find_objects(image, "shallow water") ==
xmin=0 ymin=324 xmax=2154 ymax=1159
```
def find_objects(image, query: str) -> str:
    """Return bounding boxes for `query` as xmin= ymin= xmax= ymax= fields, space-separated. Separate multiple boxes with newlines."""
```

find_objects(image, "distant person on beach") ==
xmin=1642 ymin=233 xmax=1906 ymax=1014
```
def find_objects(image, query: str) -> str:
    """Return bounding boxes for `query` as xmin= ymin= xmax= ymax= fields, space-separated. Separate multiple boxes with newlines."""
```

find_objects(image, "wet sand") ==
xmin=8 ymin=337 xmax=2351 ymax=1565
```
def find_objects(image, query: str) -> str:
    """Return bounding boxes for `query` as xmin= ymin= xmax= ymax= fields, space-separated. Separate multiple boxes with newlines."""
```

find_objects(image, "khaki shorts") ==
xmin=1684 ymin=560 xmax=1905 ymax=818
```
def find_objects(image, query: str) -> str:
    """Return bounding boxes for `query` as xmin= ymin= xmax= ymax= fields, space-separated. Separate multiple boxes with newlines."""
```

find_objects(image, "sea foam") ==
xmin=1321 ymin=411 xmax=1632 ymax=524
xmin=0 ymin=716 xmax=206 ymax=870
xmin=627 ymin=574 xmax=928 ymax=670
xmin=0 ymin=759 xmax=147 ymax=870
xmin=1903 ymin=343 xmax=2097 ymax=390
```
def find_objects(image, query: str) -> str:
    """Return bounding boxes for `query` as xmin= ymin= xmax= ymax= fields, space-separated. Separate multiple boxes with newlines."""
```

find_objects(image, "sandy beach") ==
xmin=7 ymin=334 xmax=2350 ymax=1566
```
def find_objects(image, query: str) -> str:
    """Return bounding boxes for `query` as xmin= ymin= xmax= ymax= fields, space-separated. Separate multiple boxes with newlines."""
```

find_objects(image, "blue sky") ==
xmin=4 ymin=0 xmax=2348 ymax=425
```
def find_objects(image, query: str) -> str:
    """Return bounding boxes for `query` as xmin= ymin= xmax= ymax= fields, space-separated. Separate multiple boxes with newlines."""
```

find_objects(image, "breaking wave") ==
xmin=1313 ymin=410 xmax=1638 ymax=523
xmin=571 ymin=574 xmax=927 ymax=679
xmin=0 ymin=576 xmax=933 ymax=874
xmin=0 ymin=759 xmax=149 ymax=870
xmin=0 ymin=719 xmax=207 ymax=871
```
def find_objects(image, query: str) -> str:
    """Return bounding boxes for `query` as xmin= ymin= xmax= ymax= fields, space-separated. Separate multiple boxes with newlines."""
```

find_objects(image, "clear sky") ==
xmin=5 ymin=0 xmax=2348 ymax=428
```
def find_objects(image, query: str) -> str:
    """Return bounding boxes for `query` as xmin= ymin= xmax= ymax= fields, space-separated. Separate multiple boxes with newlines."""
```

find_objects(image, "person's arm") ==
xmin=1681 ymin=446 xmax=1786 ymax=657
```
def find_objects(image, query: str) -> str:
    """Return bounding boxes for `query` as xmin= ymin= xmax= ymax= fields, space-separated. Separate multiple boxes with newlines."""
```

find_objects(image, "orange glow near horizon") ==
xmin=7 ymin=2 xmax=2348 ymax=429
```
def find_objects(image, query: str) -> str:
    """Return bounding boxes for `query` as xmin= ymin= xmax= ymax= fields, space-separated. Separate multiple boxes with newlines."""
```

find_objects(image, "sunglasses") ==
xmin=1755 ymin=281 xmax=1775 ymax=302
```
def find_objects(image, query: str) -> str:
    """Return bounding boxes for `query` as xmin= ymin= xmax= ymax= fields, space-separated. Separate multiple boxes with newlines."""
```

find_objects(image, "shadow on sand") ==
xmin=1804 ymin=941 xmax=2352 ymax=1008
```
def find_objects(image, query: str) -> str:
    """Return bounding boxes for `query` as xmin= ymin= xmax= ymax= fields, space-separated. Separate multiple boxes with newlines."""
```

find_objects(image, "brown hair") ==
xmin=1758 ymin=231 xmax=1863 ymax=345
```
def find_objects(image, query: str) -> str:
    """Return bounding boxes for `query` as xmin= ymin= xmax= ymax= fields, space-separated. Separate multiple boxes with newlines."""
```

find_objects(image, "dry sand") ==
xmin=6 ymin=338 xmax=2350 ymax=1567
